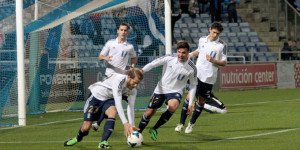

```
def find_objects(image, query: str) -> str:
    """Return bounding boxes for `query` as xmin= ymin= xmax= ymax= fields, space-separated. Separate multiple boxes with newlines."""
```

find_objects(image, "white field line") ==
xmin=212 ymin=127 xmax=300 ymax=142
xmin=1 ymin=98 xmax=300 ymax=131
xmin=227 ymin=98 xmax=300 ymax=106
xmin=0 ymin=127 xmax=300 ymax=144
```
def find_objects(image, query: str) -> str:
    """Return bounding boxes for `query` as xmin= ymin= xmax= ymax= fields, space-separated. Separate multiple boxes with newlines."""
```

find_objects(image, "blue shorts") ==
xmin=147 ymin=93 xmax=182 ymax=109
xmin=83 ymin=94 xmax=115 ymax=121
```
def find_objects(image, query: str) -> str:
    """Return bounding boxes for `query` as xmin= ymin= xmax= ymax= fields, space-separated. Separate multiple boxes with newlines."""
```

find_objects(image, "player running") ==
xmin=137 ymin=40 xmax=198 ymax=141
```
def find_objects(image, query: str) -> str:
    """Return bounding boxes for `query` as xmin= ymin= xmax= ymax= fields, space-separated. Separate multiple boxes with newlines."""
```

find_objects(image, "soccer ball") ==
xmin=127 ymin=131 xmax=143 ymax=147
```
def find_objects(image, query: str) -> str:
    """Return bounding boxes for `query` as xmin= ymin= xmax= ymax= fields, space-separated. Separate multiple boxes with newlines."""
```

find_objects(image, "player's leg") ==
xmin=153 ymin=98 xmax=179 ymax=130
xmin=92 ymin=95 xmax=128 ymax=131
xmin=91 ymin=114 xmax=105 ymax=131
xmin=204 ymin=93 xmax=227 ymax=114
xmin=175 ymin=91 xmax=190 ymax=132
xmin=64 ymin=95 xmax=98 ymax=146
xmin=138 ymin=108 xmax=157 ymax=133
xmin=99 ymin=100 xmax=117 ymax=149
xmin=138 ymin=93 xmax=163 ymax=133
xmin=150 ymin=93 xmax=181 ymax=141
xmin=185 ymin=80 xmax=212 ymax=133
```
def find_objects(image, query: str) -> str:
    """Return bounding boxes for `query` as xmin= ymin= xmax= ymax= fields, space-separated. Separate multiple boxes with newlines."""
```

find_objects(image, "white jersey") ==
xmin=143 ymin=54 xmax=198 ymax=95
xmin=196 ymin=36 xmax=227 ymax=84
xmin=100 ymin=38 xmax=137 ymax=76
xmin=88 ymin=73 xmax=136 ymax=126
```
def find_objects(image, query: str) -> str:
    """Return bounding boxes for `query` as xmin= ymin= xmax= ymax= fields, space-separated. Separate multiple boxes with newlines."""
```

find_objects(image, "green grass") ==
xmin=1 ymin=88 xmax=300 ymax=150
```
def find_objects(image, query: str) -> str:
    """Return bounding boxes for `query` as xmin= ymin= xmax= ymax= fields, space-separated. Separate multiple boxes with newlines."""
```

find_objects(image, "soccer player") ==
xmin=175 ymin=22 xmax=227 ymax=133
xmin=137 ymin=40 xmax=198 ymax=141
xmin=64 ymin=68 xmax=143 ymax=149
xmin=91 ymin=22 xmax=137 ymax=131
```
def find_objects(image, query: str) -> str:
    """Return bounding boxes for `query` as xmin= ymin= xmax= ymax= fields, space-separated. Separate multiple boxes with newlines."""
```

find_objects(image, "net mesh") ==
xmin=0 ymin=0 xmax=165 ymax=126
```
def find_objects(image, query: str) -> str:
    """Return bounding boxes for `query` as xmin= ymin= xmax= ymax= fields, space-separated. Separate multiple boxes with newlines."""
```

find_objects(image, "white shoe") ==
xmin=91 ymin=123 xmax=99 ymax=131
xmin=175 ymin=124 xmax=184 ymax=132
xmin=185 ymin=122 xmax=194 ymax=133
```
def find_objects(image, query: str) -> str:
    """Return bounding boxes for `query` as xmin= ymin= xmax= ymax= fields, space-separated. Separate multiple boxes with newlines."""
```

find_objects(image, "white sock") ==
xmin=204 ymin=104 xmax=227 ymax=114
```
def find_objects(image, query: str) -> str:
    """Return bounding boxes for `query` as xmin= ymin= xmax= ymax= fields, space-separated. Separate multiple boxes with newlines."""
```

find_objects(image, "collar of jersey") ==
xmin=116 ymin=37 xmax=128 ymax=45
xmin=176 ymin=57 xmax=187 ymax=65
xmin=205 ymin=36 xmax=219 ymax=44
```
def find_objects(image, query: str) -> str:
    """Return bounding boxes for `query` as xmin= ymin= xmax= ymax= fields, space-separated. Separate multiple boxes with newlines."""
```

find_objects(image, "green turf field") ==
xmin=0 ymin=88 xmax=300 ymax=150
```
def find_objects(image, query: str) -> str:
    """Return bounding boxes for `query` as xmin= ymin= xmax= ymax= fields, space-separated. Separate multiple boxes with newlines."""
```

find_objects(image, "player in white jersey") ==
xmin=64 ymin=68 xmax=143 ymax=149
xmin=98 ymin=22 xmax=137 ymax=76
xmin=175 ymin=22 xmax=227 ymax=134
xmin=92 ymin=23 xmax=138 ymax=131
xmin=137 ymin=40 xmax=198 ymax=141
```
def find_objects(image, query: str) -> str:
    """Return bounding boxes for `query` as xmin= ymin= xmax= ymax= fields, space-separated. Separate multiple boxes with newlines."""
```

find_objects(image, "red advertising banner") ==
xmin=219 ymin=63 xmax=277 ymax=89
xmin=294 ymin=62 xmax=300 ymax=88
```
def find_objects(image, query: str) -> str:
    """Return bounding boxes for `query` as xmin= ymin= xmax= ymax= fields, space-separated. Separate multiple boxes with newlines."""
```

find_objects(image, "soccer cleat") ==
xmin=175 ymin=124 xmax=184 ymax=132
xmin=149 ymin=128 xmax=157 ymax=141
xmin=64 ymin=137 xmax=78 ymax=146
xmin=98 ymin=141 xmax=112 ymax=149
xmin=185 ymin=122 xmax=194 ymax=134
xmin=91 ymin=123 xmax=99 ymax=131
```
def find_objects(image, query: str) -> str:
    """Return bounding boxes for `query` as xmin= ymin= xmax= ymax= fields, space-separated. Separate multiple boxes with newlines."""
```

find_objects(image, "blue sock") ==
xmin=190 ymin=102 xmax=204 ymax=124
xmin=77 ymin=126 xmax=89 ymax=142
xmin=101 ymin=118 xmax=115 ymax=142
xmin=180 ymin=99 xmax=189 ymax=125
xmin=138 ymin=114 xmax=151 ymax=133
xmin=153 ymin=110 xmax=173 ymax=130
xmin=96 ymin=113 xmax=105 ymax=126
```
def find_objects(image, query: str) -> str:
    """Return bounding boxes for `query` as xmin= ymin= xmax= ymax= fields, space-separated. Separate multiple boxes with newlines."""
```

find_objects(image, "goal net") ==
xmin=0 ymin=0 xmax=165 ymax=126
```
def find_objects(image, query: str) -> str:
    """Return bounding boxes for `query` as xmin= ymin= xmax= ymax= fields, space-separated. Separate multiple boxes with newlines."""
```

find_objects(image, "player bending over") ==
xmin=64 ymin=68 xmax=143 ymax=149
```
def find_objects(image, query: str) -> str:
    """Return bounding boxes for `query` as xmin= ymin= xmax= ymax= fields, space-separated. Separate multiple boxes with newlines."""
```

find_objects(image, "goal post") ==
xmin=1 ymin=0 xmax=169 ymax=126
xmin=16 ymin=0 xmax=26 ymax=126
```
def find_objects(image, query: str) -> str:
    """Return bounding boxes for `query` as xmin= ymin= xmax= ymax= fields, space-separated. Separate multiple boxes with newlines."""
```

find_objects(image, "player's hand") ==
xmin=124 ymin=123 xmax=131 ymax=137
xmin=105 ymin=56 xmax=113 ymax=61
xmin=206 ymin=54 xmax=213 ymax=63
xmin=187 ymin=105 xmax=193 ymax=116
xmin=124 ymin=123 xmax=139 ymax=137
xmin=126 ymin=67 xmax=133 ymax=73
xmin=129 ymin=65 xmax=134 ymax=69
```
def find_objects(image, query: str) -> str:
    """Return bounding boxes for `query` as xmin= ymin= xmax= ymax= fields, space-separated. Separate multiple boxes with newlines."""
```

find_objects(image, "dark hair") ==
xmin=118 ymin=22 xmax=130 ymax=30
xmin=284 ymin=42 xmax=289 ymax=46
xmin=128 ymin=68 xmax=144 ymax=80
xmin=177 ymin=40 xmax=190 ymax=51
xmin=210 ymin=22 xmax=223 ymax=32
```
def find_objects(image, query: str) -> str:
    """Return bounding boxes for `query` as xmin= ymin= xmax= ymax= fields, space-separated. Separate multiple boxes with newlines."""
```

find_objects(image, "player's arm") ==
xmin=98 ymin=42 xmax=112 ymax=61
xmin=99 ymin=54 xmax=112 ymax=61
xmin=129 ymin=57 xmax=137 ymax=68
xmin=128 ymin=46 xmax=138 ymax=69
xmin=189 ymin=50 xmax=199 ymax=59
xmin=127 ymin=89 xmax=137 ymax=128
xmin=206 ymin=46 xmax=227 ymax=66
xmin=187 ymin=73 xmax=198 ymax=115
xmin=206 ymin=55 xmax=226 ymax=66
xmin=142 ymin=55 xmax=170 ymax=73
xmin=187 ymin=82 xmax=197 ymax=115
xmin=112 ymin=80 xmax=133 ymax=137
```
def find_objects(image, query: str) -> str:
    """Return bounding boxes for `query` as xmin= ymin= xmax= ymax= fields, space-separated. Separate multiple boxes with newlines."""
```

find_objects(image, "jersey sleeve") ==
xmin=127 ymin=88 xmax=137 ymax=126
xmin=100 ymin=41 xmax=110 ymax=56
xmin=112 ymin=77 xmax=128 ymax=124
xmin=220 ymin=44 xmax=227 ymax=61
xmin=188 ymin=71 xmax=198 ymax=106
xmin=128 ymin=45 xmax=137 ymax=58
xmin=142 ymin=55 xmax=173 ymax=72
